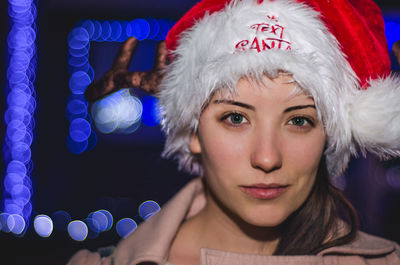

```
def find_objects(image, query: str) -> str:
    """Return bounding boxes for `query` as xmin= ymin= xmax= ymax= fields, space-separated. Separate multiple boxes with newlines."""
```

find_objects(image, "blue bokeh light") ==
xmin=141 ymin=96 xmax=161 ymax=127
xmin=69 ymin=45 xmax=89 ymax=57
xmin=117 ymin=21 xmax=129 ymax=42
xmin=88 ymin=211 xmax=108 ymax=233
xmin=0 ymin=214 xmax=7 ymax=232
xmin=6 ymin=214 xmax=16 ymax=232
xmin=69 ymin=71 xmax=91 ymax=95
xmin=66 ymin=134 xmax=89 ymax=154
xmin=78 ymin=20 xmax=95 ymax=39
xmin=0 ymin=213 xmax=12 ymax=232
xmin=116 ymin=218 xmax=137 ymax=238
xmin=153 ymin=19 xmax=170 ymax=41
xmin=92 ymin=20 xmax=103 ymax=41
xmin=69 ymin=118 xmax=91 ymax=142
xmin=66 ymin=99 xmax=88 ymax=120
xmin=4 ymin=107 xmax=29 ymax=125
xmin=99 ymin=210 xmax=113 ymax=231
xmin=11 ymin=142 xmax=31 ymax=164
xmin=9 ymin=214 xmax=26 ymax=235
xmin=22 ymin=201 xmax=32 ymax=218
xmin=52 ymin=211 xmax=71 ymax=231
xmin=110 ymin=21 xmax=122 ymax=41
xmin=68 ymin=54 xmax=89 ymax=68
xmin=4 ymin=202 xmax=23 ymax=215
xmin=68 ymin=62 xmax=90 ymax=75
xmin=84 ymin=218 xmax=100 ymax=239
xmin=10 ymin=184 xmax=31 ymax=206
xmin=68 ymin=220 xmax=88 ymax=241
xmin=100 ymin=21 xmax=112 ymax=41
xmin=34 ymin=215 xmax=53 ymax=237
xmin=7 ymin=160 xmax=27 ymax=175
xmin=139 ymin=200 xmax=161 ymax=220
xmin=7 ymin=89 xmax=30 ymax=106
xmin=4 ymin=173 xmax=24 ymax=193
xmin=68 ymin=28 xmax=90 ymax=50
xmin=146 ymin=18 xmax=160 ymax=39
xmin=127 ymin=19 xmax=150 ymax=41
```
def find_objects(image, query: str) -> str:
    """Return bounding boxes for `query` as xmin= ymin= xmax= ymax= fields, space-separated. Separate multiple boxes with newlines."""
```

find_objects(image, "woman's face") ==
xmin=190 ymin=75 xmax=326 ymax=227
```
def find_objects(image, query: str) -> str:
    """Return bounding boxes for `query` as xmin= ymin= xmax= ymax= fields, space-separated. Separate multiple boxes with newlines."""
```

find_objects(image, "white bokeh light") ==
xmin=34 ymin=214 xmax=53 ymax=237
xmin=91 ymin=89 xmax=142 ymax=134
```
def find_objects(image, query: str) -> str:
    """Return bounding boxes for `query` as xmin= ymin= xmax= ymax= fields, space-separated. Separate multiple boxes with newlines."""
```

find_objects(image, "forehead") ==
xmin=214 ymin=74 xmax=314 ymax=105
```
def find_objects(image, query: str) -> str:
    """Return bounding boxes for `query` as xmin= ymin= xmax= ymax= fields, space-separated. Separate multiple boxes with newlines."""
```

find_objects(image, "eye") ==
xmin=221 ymin=112 xmax=249 ymax=126
xmin=288 ymin=116 xmax=314 ymax=128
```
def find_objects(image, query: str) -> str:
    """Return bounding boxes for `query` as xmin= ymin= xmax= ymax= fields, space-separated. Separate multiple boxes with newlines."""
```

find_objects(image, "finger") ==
xmin=130 ymin=71 xmax=145 ymax=88
xmin=66 ymin=249 xmax=102 ymax=265
xmin=112 ymin=37 xmax=139 ymax=70
xmin=154 ymin=41 xmax=168 ymax=70
xmin=141 ymin=72 xmax=160 ymax=94
xmin=131 ymin=41 xmax=167 ymax=94
xmin=101 ymin=256 xmax=112 ymax=265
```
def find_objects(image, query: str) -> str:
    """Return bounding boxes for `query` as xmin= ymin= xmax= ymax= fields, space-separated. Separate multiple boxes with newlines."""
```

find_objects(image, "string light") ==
xmin=2 ymin=0 xmax=37 ymax=231
xmin=1 ymin=199 xmax=159 ymax=240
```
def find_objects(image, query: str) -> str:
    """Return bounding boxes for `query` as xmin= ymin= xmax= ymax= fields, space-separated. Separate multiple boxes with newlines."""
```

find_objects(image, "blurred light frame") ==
xmin=2 ymin=0 xmax=37 ymax=232
xmin=66 ymin=18 xmax=174 ymax=154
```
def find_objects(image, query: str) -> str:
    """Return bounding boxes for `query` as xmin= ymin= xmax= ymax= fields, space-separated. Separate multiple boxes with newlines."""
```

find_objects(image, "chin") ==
xmin=238 ymin=207 xmax=291 ymax=228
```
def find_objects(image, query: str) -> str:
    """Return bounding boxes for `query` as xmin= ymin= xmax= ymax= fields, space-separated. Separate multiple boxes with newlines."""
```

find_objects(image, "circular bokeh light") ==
xmin=34 ymin=215 xmax=53 ymax=238
xmin=139 ymin=200 xmax=160 ymax=220
xmin=52 ymin=210 xmax=71 ymax=231
xmin=68 ymin=220 xmax=88 ymax=241
xmin=116 ymin=218 xmax=137 ymax=238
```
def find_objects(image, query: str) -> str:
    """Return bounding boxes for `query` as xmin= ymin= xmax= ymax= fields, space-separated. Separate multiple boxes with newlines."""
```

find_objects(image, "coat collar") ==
xmin=111 ymin=177 xmax=397 ymax=265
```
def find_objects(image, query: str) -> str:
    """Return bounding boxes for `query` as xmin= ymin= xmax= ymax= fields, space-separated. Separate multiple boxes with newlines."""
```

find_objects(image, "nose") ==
xmin=250 ymin=129 xmax=283 ymax=173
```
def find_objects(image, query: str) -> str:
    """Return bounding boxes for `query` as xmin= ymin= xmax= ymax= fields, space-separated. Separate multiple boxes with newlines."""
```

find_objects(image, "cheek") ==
xmin=199 ymin=127 xmax=250 ymax=171
xmin=282 ymin=131 xmax=325 ymax=201
xmin=283 ymin=130 xmax=325 ymax=175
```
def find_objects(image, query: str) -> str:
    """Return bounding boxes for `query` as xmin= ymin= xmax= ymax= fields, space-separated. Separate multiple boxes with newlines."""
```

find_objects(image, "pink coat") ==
xmin=68 ymin=177 xmax=400 ymax=265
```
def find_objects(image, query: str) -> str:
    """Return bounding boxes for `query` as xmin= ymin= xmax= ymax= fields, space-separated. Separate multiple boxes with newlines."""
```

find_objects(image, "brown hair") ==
xmin=274 ymin=156 xmax=359 ymax=255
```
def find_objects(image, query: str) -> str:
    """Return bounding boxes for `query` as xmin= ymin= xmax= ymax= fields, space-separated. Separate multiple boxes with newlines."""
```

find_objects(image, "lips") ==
xmin=239 ymin=183 xmax=289 ymax=199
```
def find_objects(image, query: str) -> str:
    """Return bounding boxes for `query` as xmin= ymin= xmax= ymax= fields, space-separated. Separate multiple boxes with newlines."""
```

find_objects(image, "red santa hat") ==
xmin=158 ymin=0 xmax=400 ymax=177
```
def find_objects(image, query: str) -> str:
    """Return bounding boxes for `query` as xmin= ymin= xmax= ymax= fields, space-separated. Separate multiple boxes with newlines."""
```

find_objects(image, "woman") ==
xmin=69 ymin=0 xmax=400 ymax=264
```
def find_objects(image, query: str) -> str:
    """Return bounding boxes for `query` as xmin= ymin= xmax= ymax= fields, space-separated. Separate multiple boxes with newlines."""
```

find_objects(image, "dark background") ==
xmin=1 ymin=0 xmax=400 ymax=264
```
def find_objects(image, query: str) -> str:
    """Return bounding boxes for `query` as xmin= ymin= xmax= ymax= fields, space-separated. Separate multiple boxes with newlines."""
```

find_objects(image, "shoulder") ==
xmin=349 ymin=232 xmax=399 ymax=253
xmin=319 ymin=231 xmax=400 ymax=264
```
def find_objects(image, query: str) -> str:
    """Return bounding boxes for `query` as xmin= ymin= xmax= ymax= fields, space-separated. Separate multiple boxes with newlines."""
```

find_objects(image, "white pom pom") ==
xmin=348 ymin=75 xmax=400 ymax=158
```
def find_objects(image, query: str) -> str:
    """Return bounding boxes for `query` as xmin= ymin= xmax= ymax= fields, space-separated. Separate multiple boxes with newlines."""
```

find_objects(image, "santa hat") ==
xmin=158 ymin=0 xmax=400 ymax=177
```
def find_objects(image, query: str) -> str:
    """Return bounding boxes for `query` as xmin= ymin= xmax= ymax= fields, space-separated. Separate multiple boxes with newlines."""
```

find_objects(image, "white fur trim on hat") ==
xmin=348 ymin=75 xmax=400 ymax=159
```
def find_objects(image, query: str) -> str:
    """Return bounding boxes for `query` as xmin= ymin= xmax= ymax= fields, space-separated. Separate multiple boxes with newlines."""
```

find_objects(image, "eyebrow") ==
xmin=212 ymin=99 xmax=256 ymax=111
xmin=212 ymin=100 xmax=315 ymax=113
xmin=284 ymin=105 xmax=316 ymax=113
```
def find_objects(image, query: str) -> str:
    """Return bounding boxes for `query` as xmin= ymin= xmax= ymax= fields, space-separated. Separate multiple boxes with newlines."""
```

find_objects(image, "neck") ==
xmin=191 ymin=183 xmax=281 ymax=255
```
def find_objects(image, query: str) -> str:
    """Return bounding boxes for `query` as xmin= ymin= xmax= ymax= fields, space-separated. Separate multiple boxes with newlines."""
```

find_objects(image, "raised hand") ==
xmin=85 ymin=37 xmax=168 ymax=102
